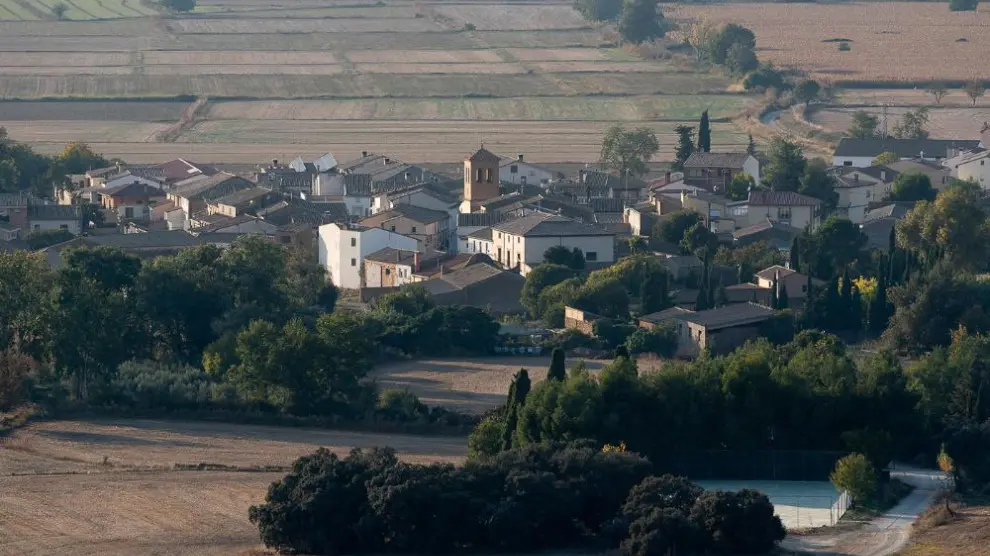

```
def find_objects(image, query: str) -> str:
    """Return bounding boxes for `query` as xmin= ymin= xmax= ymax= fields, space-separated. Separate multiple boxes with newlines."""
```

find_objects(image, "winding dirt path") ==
xmin=782 ymin=466 xmax=951 ymax=556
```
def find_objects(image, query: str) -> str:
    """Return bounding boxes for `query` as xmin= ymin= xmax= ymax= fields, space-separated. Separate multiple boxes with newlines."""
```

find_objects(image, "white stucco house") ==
xmin=317 ymin=222 xmax=418 ymax=289
xmin=499 ymin=154 xmax=555 ymax=186
xmin=832 ymin=166 xmax=897 ymax=223
xmin=490 ymin=213 xmax=615 ymax=275
xmin=948 ymin=149 xmax=990 ymax=188
xmin=832 ymin=138 xmax=983 ymax=168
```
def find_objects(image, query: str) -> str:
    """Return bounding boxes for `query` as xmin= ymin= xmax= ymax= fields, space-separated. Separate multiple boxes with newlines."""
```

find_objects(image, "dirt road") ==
xmin=782 ymin=467 xmax=951 ymax=556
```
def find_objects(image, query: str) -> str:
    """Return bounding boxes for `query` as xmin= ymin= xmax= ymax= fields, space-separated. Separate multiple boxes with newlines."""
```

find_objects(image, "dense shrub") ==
xmin=830 ymin=453 xmax=878 ymax=503
xmin=689 ymin=489 xmax=785 ymax=554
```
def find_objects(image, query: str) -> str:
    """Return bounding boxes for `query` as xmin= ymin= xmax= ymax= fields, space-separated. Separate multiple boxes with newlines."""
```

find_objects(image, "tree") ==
xmin=848 ymin=110 xmax=879 ymax=139
xmin=892 ymin=107 xmax=930 ymax=140
xmin=640 ymin=267 xmax=670 ymax=314
xmin=950 ymin=0 xmax=979 ymax=11
xmin=711 ymin=23 xmax=756 ymax=67
xmin=622 ymin=507 xmax=700 ymax=556
xmin=762 ymin=136 xmax=806 ymax=192
xmin=521 ymin=264 xmax=576 ymax=318
xmin=625 ymin=325 xmax=677 ymax=357
xmin=896 ymin=184 xmax=990 ymax=270
xmin=681 ymin=221 xmax=718 ymax=255
xmin=697 ymin=110 xmax=711 ymax=153
xmin=653 ymin=210 xmax=702 ymax=246
xmin=672 ymin=125 xmax=694 ymax=171
xmin=801 ymin=217 xmax=868 ymax=279
xmin=617 ymin=0 xmax=663 ymax=44
xmin=24 ymin=229 xmax=74 ymax=250
xmin=689 ymin=490 xmax=785 ymax=554
xmin=964 ymin=80 xmax=986 ymax=106
xmin=545 ymin=245 xmax=579 ymax=268
xmin=574 ymin=0 xmax=622 ymax=21
xmin=888 ymin=172 xmax=937 ymax=202
xmin=687 ymin=18 xmax=718 ymax=61
xmin=793 ymin=79 xmax=821 ymax=105
xmin=927 ymin=83 xmax=948 ymax=105
xmin=799 ymin=158 xmax=839 ymax=212
xmin=163 ymin=0 xmax=196 ymax=11
xmin=51 ymin=1 xmax=69 ymax=19
xmin=600 ymin=125 xmax=660 ymax=178
xmin=53 ymin=142 xmax=108 ymax=175
xmin=830 ymin=453 xmax=877 ymax=503
xmin=727 ymin=173 xmax=754 ymax=201
xmin=547 ymin=348 xmax=566 ymax=381
xmin=746 ymin=134 xmax=757 ymax=156
xmin=873 ymin=151 xmax=899 ymax=166
xmin=725 ymin=42 xmax=759 ymax=75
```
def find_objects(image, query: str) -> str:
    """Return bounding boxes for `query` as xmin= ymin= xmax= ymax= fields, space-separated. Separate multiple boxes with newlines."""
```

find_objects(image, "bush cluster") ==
xmin=250 ymin=441 xmax=784 ymax=555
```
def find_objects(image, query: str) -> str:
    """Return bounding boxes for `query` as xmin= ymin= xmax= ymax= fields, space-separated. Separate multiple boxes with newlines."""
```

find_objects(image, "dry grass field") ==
xmin=808 ymin=106 xmax=990 ymax=140
xmin=371 ymin=355 xmax=664 ymax=413
xmin=0 ymin=0 xmax=748 ymax=164
xmin=668 ymin=2 xmax=990 ymax=83
xmin=0 ymin=417 xmax=467 ymax=556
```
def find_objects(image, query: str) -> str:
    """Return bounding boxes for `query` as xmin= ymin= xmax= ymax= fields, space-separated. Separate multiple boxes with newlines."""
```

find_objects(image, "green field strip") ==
xmin=62 ymin=0 xmax=99 ymax=19
xmin=0 ymin=3 xmax=24 ymax=19
xmin=10 ymin=0 xmax=46 ymax=19
xmin=91 ymin=0 xmax=128 ymax=18
xmin=117 ymin=0 xmax=152 ymax=17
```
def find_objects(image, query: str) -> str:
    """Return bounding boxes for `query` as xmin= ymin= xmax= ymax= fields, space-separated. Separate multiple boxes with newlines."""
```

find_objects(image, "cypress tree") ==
xmin=547 ymin=348 xmax=566 ymax=381
xmin=769 ymin=276 xmax=779 ymax=309
xmin=698 ymin=110 xmax=712 ymax=153
xmin=841 ymin=267 xmax=853 ymax=323
xmin=501 ymin=403 xmax=518 ymax=451
xmin=512 ymin=369 xmax=531 ymax=406
xmin=789 ymin=236 xmax=801 ymax=271
xmin=888 ymin=226 xmax=897 ymax=257
xmin=778 ymin=283 xmax=789 ymax=309
xmin=747 ymin=134 xmax=757 ymax=156
xmin=851 ymin=286 xmax=864 ymax=335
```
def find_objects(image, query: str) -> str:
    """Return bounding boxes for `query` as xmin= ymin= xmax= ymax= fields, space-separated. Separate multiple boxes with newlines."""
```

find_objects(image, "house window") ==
xmin=60 ymin=224 xmax=69 ymax=230
xmin=843 ymin=161 xmax=853 ymax=166
xmin=33 ymin=224 xmax=39 ymax=230
xmin=351 ymin=258 xmax=356 ymax=266
xmin=385 ymin=268 xmax=391 ymax=276
xmin=802 ymin=284 xmax=807 ymax=293
xmin=279 ymin=236 xmax=291 ymax=244
xmin=510 ymin=165 xmax=518 ymax=174
xmin=586 ymin=251 xmax=597 ymax=261
xmin=390 ymin=225 xmax=396 ymax=232
xmin=351 ymin=238 xmax=356 ymax=247
xmin=779 ymin=207 xmax=792 ymax=220
xmin=125 ymin=207 xmax=134 ymax=218
xmin=516 ymin=237 xmax=520 ymax=243
xmin=476 ymin=168 xmax=483 ymax=182
xmin=411 ymin=226 xmax=417 ymax=233
xmin=517 ymin=252 xmax=521 ymax=261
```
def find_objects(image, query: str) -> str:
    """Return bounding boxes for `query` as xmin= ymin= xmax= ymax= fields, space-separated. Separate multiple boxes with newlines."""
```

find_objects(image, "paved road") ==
xmin=781 ymin=466 xmax=951 ymax=556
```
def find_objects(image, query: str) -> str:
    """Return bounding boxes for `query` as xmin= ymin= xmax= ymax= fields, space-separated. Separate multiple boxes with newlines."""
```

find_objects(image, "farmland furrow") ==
xmin=0 ymin=3 xmax=24 ymax=19
xmin=63 ymin=0 xmax=97 ymax=19
xmin=93 ymin=0 xmax=126 ymax=18
xmin=11 ymin=0 xmax=47 ymax=19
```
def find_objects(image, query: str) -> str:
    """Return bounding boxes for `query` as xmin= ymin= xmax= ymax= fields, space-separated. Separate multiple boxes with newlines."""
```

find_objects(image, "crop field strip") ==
xmin=668 ymin=3 xmax=990 ymax=83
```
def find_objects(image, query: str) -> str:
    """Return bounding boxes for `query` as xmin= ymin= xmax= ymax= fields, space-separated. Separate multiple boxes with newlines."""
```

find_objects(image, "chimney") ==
xmin=665 ymin=171 xmax=671 ymax=184
xmin=517 ymin=153 xmax=524 ymax=162
xmin=272 ymin=159 xmax=278 ymax=166
xmin=362 ymin=151 xmax=368 ymax=158
xmin=579 ymin=169 xmax=586 ymax=183
xmin=404 ymin=171 xmax=411 ymax=181
xmin=384 ymin=157 xmax=391 ymax=166
xmin=413 ymin=251 xmax=420 ymax=272
xmin=854 ymin=173 xmax=859 ymax=185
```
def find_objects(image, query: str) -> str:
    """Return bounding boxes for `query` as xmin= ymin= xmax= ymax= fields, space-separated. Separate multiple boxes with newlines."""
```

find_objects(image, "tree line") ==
xmin=250 ymin=441 xmax=785 ymax=556
xmin=0 ymin=240 xmax=498 ymax=427
xmin=0 ymin=130 xmax=108 ymax=198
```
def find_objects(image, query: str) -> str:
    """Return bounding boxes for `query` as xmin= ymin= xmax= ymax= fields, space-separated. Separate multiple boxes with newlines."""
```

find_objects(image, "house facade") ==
xmin=682 ymin=152 xmax=760 ymax=192
xmin=741 ymin=191 xmax=822 ymax=231
xmin=950 ymin=149 xmax=990 ymax=188
xmin=499 ymin=154 xmax=554 ymax=186
xmin=490 ymin=213 xmax=615 ymax=275
xmin=640 ymin=303 xmax=775 ymax=358
xmin=359 ymin=204 xmax=451 ymax=252
xmin=363 ymin=247 xmax=422 ymax=288
xmin=832 ymin=138 xmax=983 ymax=168
xmin=317 ymin=223 xmax=418 ymax=289
xmin=98 ymin=181 xmax=167 ymax=222
xmin=832 ymin=166 xmax=896 ymax=223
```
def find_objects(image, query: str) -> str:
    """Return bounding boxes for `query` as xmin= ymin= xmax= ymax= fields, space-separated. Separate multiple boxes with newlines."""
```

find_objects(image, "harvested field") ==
xmin=3 ymin=418 xmax=467 ymax=469
xmin=0 ymin=418 xmax=468 ymax=555
xmin=668 ymin=2 xmax=990 ymax=82
xmin=0 ymin=100 xmax=187 ymax=121
xmin=204 ymin=95 xmax=752 ymax=121
xmin=353 ymin=62 xmax=525 ymax=74
xmin=430 ymin=4 xmax=588 ymax=30
xmin=529 ymin=61 xmax=671 ymax=73
xmin=168 ymin=17 xmax=443 ymax=33
xmin=505 ymin=47 xmax=609 ymax=61
xmin=832 ymin=88 xmax=990 ymax=108
xmin=808 ymin=106 xmax=990 ymax=140
xmin=143 ymin=50 xmax=338 ymax=65
xmin=0 ymin=0 xmax=157 ymax=20
xmin=0 ymin=18 xmax=153 ymax=35
xmin=19 ymin=118 xmax=748 ymax=163
xmin=142 ymin=63 xmax=345 ymax=75
xmin=0 ymin=471 xmax=276 ymax=555
xmin=372 ymin=356 xmax=663 ymax=413
xmin=214 ymin=5 xmax=422 ymax=19
xmin=0 ymin=51 xmax=132 ymax=66
xmin=344 ymin=49 xmax=504 ymax=64
xmin=158 ymin=30 xmax=480 ymax=51
xmin=1 ymin=120 xmax=169 ymax=142
xmin=0 ymin=65 xmax=131 ymax=75
xmin=474 ymin=28 xmax=605 ymax=48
